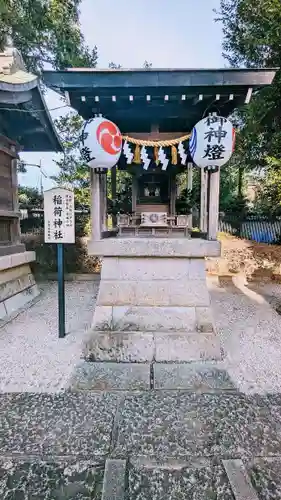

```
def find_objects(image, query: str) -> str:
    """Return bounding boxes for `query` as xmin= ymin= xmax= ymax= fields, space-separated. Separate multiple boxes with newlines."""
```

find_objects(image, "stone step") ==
xmin=69 ymin=361 xmax=235 ymax=392
xmin=92 ymin=304 xmax=214 ymax=334
xmin=83 ymin=330 xmax=222 ymax=363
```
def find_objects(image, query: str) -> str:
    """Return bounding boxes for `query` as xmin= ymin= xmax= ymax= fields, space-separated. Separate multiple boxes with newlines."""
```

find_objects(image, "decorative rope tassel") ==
xmin=134 ymin=144 xmax=141 ymax=163
xmin=171 ymin=145 xmax=178 ymax=165
xmin=154 ymin=146 xmax=160 ymax=165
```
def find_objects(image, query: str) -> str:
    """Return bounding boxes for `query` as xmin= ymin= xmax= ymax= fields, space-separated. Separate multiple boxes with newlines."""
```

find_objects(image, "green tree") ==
xmin=18 ymin=186 xmax=43 ymax=209
xmin=217 ymin=0 xmax=281 ymax=212
xmin=52 ymin=112 xmax=90 ymax=209
xmin=0 ymin=0 xmax=97 ymax=73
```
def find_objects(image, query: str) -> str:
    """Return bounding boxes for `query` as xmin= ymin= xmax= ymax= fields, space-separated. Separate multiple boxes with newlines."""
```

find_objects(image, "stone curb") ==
xmin=223 ymin=459 xmax=259 ymax=500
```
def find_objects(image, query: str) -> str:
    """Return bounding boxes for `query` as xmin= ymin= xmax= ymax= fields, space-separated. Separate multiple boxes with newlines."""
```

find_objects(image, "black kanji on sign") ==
xmin=53 ymin=195 xmax=62 ymax=205
xmin=54 ymin=207 xmax=63 ymax=217
xmin=53 ymin=219 xmax=63 ymax=227
xmin=54 ymin=230 xmax=63 ymax=240
xmin=205 ymin=116 xmax=226 ymax=127
xmin=204 ymin=126 xmax=227 ymax=143
xmin=203 ymin=144 xmax=226 ymax=160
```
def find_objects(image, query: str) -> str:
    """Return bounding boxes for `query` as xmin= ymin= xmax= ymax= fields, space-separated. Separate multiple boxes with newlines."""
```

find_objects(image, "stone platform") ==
xmin=86 ymin=238 xmax=222 ymax=364
xmin=0 ymin=251 xmax=39 ymax=321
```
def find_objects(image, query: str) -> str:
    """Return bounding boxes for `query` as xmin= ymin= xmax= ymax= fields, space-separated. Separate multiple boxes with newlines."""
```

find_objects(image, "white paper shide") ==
xmin=44 ymin=187 xmax=75 ymax=244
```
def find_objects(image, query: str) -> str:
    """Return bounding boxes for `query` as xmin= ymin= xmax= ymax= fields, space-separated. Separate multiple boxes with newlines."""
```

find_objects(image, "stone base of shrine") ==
xmin=85 ymin=238 xmax=222 ymax=363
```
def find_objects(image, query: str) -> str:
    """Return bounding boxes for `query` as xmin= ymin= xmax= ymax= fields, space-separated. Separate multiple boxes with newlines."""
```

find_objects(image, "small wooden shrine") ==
xmin=44 ymin=66 xmax=276 ymax=366
xmin=44 ymin=67 xmax=276 ymax=240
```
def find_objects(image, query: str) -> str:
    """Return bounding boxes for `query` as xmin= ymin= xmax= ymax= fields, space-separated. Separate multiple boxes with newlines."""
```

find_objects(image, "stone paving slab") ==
xmin=246 ymin=457 xmax=281 ymax=500
xmin=128 ymin=458 xmax=235 ymax=500
xmin=70 ymin=361 xmax=150 ymax=390
xmin=0 ymin=392 xmax=121 ymax=458
xmin=114 ymin=393 xmax=281 ymax=460
xmin=0 ymin=456 xmax=103 ymax=500
xmin=154 ymin=363 xmax=235 ymax=390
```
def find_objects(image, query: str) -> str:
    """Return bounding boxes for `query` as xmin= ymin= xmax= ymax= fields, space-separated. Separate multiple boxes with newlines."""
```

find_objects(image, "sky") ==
xmin=20 ymin=0 xmax=225 ymax=189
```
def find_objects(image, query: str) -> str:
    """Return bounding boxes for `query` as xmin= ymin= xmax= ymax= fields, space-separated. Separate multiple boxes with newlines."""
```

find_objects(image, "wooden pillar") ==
xmin=200 ymin=168 xmax=208 ymax=233
xmin=111 ymin=166 xmax=117 ymax=227
xmin=170 ymin=175 xmax=176 ymax=215
xmin=208 ymin=168 xmax=220 ymax=240
xmin=100 ymin=173 xmax=107 ymax=232
xmin=187 ymin=162 xmax=193 ymax=227
xmin=187 ymin=162 xmax=193 ymax=190
xmin=90 ymin=169 xmax=101 ymax=240
xmin=132 ymin=175 xmax=137 ymax=213
xmin=11 ymin=158 xmax=21 ymax=244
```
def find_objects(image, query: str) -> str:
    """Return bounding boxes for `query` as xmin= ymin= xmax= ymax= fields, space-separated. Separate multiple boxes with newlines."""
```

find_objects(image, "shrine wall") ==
xmin=0 ymin=136 xmax=38 ymax=322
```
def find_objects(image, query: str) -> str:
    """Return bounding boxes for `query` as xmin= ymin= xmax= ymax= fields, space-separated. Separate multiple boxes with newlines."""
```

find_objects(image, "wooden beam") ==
xmin=126 ymin=132 xmax=187 ymax=140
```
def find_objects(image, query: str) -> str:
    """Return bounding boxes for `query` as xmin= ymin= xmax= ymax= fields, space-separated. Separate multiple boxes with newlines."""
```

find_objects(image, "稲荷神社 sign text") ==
xmin=44 ymin=187 xmax=75 ymax=244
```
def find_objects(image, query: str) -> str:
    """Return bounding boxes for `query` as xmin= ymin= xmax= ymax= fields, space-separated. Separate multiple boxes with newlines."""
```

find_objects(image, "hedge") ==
xmin=21 ymin=233 xmax=100 ymax=275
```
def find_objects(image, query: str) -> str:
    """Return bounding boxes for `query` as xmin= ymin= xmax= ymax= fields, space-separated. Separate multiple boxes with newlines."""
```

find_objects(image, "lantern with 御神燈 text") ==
xmin=189 ymin=115 xmax=236 ymax=170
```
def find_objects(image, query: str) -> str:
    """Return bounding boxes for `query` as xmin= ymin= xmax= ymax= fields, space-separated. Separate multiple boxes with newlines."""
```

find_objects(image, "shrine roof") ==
xmin=0 ymin=47 xmax=62 ymax=152
xmin=43 ymin=67 xmax=277 ymax=133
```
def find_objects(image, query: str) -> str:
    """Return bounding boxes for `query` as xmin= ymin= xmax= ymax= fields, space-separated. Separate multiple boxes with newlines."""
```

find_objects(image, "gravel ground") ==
xmin=0 ymin=281 xmax=98 ymax=392
xmin=210 ymin=278 xmax=281 ymax=395
xmin=1 ymin=277 xmax=281 ymax=395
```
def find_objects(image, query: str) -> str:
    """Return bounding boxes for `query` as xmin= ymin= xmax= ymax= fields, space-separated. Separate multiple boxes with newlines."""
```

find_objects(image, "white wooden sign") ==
xmin=44 ymin=187 xmax=75 ymax=243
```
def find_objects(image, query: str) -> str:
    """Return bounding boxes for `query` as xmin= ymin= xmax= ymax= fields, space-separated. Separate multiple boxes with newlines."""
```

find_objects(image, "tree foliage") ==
xmin=0 ymin=0 xmax=97 ymax=73
xmin=52 ymin=112 xmax=90 ymax=209
xmin=18 ymin=186 xmax=43 ymax=209
xmin=217 ymin=0 xmax=281 ymax=212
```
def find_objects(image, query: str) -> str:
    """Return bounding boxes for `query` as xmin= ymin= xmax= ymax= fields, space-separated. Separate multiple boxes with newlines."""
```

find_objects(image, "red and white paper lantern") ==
xmin=82 ymin=116 xmax=122 ymax=170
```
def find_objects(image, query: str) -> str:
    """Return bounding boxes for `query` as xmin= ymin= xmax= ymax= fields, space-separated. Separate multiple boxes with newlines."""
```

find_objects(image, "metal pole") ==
xmin=57 ymin=243 xmax=65 ymax=338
